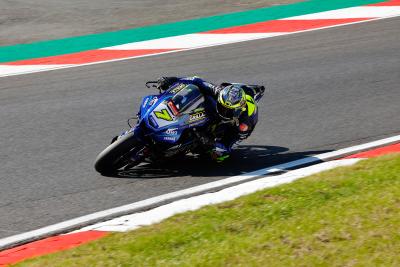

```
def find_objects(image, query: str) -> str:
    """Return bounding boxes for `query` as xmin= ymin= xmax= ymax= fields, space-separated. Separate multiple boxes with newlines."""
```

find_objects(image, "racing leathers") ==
xmin=158 ymin=76 xmax=260 ymax=162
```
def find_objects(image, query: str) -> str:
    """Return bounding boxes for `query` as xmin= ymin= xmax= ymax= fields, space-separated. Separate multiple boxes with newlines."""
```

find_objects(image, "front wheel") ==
xmin=94 ymin=132 xmax=143 ymax=174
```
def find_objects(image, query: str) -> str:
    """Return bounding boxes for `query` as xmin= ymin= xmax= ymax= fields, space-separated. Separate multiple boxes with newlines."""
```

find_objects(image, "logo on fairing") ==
xmin=165 ymin=128 xmax=178 ymax=135
xmin=149 ymin=97 xmax=158 ymax=106
xmin=188 ymin=111 xmax=206 ymax=123
xmin=170 ymin=84 xmax=185 ymax=94
xmin=142 ymin=98 xmax=149 ymax=108
xmin=154 ymin=109 xmax=173 ymax=121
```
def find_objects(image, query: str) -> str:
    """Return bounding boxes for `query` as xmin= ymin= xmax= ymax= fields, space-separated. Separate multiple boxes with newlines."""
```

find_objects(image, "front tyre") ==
xmin=94 ymin=132 xmax=143 ymax=174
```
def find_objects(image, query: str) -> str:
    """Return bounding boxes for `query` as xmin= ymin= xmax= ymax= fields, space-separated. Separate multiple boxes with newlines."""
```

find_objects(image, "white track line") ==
xmin=77 ymin=159 xmax=360 ymax=232
xmin=0 ymin=65 xmax=72 ymax=76
xmin=282 ymin=6 xmax=400 ymax=20
xmin=1 ymin=134 xmax=399 ymax=250
xmin=103 ymin=33 xmax=284 ymax=50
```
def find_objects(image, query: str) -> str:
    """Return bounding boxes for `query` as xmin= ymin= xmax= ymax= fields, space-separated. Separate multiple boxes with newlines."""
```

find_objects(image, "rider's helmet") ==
xmin=217 ymin=85 xmax=247 ymax=121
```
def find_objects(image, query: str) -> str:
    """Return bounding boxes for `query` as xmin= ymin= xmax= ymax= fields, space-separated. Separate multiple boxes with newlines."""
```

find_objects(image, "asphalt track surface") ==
xmin=0 ymin=17 xmax=399 ymax=239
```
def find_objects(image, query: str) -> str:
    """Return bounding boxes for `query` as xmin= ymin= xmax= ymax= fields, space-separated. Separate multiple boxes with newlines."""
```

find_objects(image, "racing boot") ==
xmin=210 ymin=142 xmax=230 ymax=163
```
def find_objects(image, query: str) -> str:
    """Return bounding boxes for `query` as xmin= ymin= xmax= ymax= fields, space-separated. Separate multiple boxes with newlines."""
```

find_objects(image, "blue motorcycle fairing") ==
xmin=137 ymin=84 xmax=210 ymax=145
xmin=139 ymin=95 xmax=158 ymax=119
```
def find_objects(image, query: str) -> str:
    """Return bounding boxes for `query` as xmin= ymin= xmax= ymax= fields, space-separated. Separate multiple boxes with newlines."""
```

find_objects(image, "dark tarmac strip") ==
xmin=0 ymin=17 xmax=399 ymax=239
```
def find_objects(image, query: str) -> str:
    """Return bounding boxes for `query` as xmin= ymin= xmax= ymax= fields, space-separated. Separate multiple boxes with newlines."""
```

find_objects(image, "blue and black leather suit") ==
xmin=159 ymin=76 xmax=259 ymax=158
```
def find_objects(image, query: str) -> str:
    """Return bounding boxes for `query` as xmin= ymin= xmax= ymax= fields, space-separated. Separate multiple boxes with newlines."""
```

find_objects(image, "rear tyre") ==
xmin=94 ymin=132 xmax=143 ymax=174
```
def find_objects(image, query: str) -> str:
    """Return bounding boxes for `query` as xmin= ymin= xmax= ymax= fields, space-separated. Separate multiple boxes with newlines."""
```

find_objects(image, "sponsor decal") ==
xmin=170 ymin=84 xmax=186 ymax=94
xmin=149 ymin=97 xmax=158 ymax=106
xmin=204 ymin=81 xmax=218 ymax=90
xmin=163 ymin=136 xmax=176 ymax=141
xmin=188 ymin=111 xmax=206 ymax=123
xmin=165 ymin=128 xmax=178 ymax=135
xmin=167 ymin=101 xmax=180 ymax=116
xmin=154 ymin=109 xmax=173 ymax=121
xmin=142 ymin=98 xmax=149 ymax=108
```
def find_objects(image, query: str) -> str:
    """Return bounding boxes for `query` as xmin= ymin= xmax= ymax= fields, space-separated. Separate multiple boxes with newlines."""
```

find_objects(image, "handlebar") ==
xmin=145 ymin=81 xmax=158 ymax=88
xmin=247 ymin=84 xmax=265 ymax=103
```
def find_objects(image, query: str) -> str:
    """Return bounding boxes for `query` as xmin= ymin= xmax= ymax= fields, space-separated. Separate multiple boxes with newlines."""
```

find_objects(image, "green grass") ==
xmin=17 ymin=154 xmax=400 ymax=267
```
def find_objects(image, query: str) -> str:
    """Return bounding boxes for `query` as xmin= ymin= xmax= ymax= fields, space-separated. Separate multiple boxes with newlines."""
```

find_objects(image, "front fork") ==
xmin=115 ymin=125 xmax=148 ymax=168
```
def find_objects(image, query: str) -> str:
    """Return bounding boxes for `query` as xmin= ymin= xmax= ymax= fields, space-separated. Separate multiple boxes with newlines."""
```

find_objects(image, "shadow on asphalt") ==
xmin=104 ymin=145 xmax=332 ymax=179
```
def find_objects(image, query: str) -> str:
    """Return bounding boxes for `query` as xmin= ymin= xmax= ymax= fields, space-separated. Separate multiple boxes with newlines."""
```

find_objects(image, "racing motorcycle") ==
xmin=94 ymin=81 xmax=264 ymax=174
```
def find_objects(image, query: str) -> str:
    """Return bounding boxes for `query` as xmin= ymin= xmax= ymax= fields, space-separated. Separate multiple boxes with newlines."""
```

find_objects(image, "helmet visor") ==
xmin=217 ymin=102 xmax=243 ymax=120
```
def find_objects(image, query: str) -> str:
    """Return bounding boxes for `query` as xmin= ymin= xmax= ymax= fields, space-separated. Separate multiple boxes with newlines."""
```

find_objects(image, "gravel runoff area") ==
xmin=0 ymin=0 xmax=303 ymax=46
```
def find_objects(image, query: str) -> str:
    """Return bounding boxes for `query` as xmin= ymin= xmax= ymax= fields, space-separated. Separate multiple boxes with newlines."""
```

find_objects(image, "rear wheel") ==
xmin=94 ymin=132 xmax=143 ymax=174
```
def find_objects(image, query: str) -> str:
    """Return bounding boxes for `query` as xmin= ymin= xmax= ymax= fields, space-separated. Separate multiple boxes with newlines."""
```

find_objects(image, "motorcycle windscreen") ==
xmin=148 ymin=85 xmax=206 ymax=130
xmin=171 ymin=84 xmax=205 ymax=114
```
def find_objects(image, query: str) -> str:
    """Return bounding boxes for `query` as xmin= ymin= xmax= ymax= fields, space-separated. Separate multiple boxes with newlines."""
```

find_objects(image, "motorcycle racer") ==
xmin=157 ymin=76 xmax=264 ymax=162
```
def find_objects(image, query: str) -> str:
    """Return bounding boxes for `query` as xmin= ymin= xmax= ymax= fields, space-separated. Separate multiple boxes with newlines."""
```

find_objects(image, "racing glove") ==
xmin=157 ymin=77 xmax=178 ymax=91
